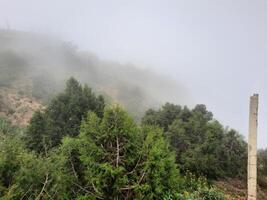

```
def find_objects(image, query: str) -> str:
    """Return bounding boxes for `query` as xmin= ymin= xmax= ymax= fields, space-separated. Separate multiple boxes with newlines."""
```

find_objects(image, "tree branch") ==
xmin=116 ymin=136 xmax=120 ymax=167
xmin=70 ymin=158 xmax=78 ymax=180
xmin=35 ymin=173 xmax=49 ymax=200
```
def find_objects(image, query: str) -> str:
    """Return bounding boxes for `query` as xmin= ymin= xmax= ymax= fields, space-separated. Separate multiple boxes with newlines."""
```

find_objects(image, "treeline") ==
xmin=0 ymin=77 xmax=264 ymax=199
xmin=142 ymin=104 xmax=247 ymax=179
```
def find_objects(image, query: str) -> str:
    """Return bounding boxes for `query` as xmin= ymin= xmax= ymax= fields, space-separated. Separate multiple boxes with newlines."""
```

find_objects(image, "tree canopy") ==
xmin=142 ymin=103 xmax=247 ymax=179
xmin=60 ymin=106 xmax=180 ymax=199
xmin=25 ymin=77 xmax=105 ymax=153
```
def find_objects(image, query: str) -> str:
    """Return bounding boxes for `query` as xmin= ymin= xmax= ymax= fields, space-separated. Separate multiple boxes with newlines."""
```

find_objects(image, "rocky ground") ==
xmin=0 ymin=78 xmax=44 ymax=127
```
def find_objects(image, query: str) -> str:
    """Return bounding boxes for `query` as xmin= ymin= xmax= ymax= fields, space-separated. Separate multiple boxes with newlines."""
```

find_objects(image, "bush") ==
xmin=163 ymin=173 xmax=227 ymax=200
xmin=60 ymin=106 xmax=180 ymax=199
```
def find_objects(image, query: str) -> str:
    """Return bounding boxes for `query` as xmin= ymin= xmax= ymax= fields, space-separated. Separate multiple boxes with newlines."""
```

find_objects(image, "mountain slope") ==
xmin=0 ymin=29 xmax=189 ymax=123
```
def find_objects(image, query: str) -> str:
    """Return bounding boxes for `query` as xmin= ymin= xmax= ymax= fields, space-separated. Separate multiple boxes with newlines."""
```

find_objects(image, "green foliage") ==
xmin=25 ymin=77 xmax=105 ymax=153
xmin=0 ymin=118 xmax=74 ymax=199
xmin=0 ymin=117 xmax=19 ymax=136
xmin=142 ymin=103 xmax=183 ymax=131
xmin=165 ymin=187 xmax=226 ymax=200
xmin=258 ymin=148 xmax=267 ymax=188
xmin=181 ymin=174 xmax=226 ymax=200
xmin=0 ymin=77 xmax=244 ymax=199
xmin=25 ymin=111 xmax=48 ymax=153
xmin=142 ymin=103 xmax=247 ymax=179
xmin=60 ymin=106 xmax=180 ymax=199
xmin=0 ymin=135 xmax=25 ymax=197
xmin=0 ymin=141 xmax=73 ymax=199
xmin=258 ymin=149 xmax=267 ymax=176
xmin=163 ymin=173 xmax=227 ymax=200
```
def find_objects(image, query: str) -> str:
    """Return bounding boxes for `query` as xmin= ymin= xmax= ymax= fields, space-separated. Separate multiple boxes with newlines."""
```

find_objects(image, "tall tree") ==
xmin=61 ymin=106 xmax=180 ymax=199
xmin=26 ymin=77 xmax=105 ymax=153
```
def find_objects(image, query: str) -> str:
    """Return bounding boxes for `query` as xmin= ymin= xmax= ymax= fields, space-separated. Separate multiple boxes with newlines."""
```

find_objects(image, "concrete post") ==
xmin=248 ymin=94 xmax=259 ymax=200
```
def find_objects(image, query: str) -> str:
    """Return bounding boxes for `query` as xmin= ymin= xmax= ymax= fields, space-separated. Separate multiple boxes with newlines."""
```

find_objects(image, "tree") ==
xmin=142 ymin=103 xmax=247 ymax=179
xmin=61 ymin=106 xmax=180 ymax=199
xmin=25 ymin=111 xmax=49 ymax=153
xmin=142 ymin=103 xmax=182 ymax=131
xmin=25 ymin=77 xmax=105 ymax=152
xmin=220 ymin=129 xmax=247 ymax=178
xmin=0 ymin=117 xmax=73 ymax=199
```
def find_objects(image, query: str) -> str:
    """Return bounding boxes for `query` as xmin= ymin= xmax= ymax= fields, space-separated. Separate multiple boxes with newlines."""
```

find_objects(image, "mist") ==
xmin=0 ymin=29 xmax=190 ymax=120
xmin=0 ymin=0 xmax=267 ymax=148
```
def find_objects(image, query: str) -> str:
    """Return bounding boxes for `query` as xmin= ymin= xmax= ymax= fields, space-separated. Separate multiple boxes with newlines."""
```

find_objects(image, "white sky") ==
xmin=0 ymin=0 xmax=267 ymax=148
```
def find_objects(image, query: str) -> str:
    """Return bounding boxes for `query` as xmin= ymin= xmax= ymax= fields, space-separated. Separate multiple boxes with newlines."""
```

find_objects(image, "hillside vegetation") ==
xmin=1 ymin=30 xmax=267 ymax=199
xmin=1 ymin=76 xmax=267 ymax=199
xmin=0 ymin=78 xmax=227 ymax=199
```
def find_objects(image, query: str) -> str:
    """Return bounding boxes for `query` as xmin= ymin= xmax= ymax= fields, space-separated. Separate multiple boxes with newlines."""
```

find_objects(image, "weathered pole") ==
xmin=248 ymin=94 xmax=259 ymax=200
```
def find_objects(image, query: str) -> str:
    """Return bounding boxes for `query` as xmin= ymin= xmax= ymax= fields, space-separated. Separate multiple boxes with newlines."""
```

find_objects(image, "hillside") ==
xmin=1 ymin=29 xmax=267 ymax=200
xmin=0 ymin=29 xmax=189 ymax=124
xmin=0 ymin=78 xmax=44 ymax=126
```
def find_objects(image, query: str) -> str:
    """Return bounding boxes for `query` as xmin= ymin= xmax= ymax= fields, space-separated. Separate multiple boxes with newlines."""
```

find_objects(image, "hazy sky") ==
xmin=1 ymin=0 xmax=267 ymax=148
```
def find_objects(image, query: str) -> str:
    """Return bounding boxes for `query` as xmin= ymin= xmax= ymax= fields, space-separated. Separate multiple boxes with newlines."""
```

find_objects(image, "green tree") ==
xmin=25 ymin=77 xmax=105 ymax=153
xmin=61 ymin=106 xmax=180 ymax=199
xmin=142 ymin=103 xmax=247 ymax=179
xmin=25 ymin=111 xmax=49 ymax=153
xmin=220 ymin=129 xmax=247 ymax=178
xmin=142 ymin=103 xmax=182 ymax=131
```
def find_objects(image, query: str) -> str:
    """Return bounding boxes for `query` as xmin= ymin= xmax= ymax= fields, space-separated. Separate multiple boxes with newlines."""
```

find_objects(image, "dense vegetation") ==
xmin=25 ymin=77 xmax=105 ymax=153
xmin=142 ymin=104 xmax=247 ymax=179
xmin=0 ymin=78 xmax=232 ymax=199
xmin=1 ymin=30 xmax=267 ymax=200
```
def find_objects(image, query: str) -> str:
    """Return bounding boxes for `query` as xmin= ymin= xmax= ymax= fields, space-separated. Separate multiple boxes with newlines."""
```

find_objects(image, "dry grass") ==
xmin=0 ymin=78 xmax=44 ymax=127
xmin=214 ymin=178 xmax=267 ymax=200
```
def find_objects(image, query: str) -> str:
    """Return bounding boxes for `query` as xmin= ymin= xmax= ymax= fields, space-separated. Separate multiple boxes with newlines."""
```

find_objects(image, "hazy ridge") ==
xmin=0 ymin=29 xmax=189 ymax=121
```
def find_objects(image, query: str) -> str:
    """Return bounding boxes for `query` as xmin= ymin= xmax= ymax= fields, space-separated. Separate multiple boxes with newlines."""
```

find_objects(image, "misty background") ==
xmin=0 ymin=0 xmax=266 ymax=148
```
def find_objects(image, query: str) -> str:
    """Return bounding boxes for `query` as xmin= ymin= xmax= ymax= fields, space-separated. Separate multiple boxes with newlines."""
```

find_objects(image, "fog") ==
xmin=0 ymin=0 xmax=267 ymax=148
xmin=0 ymin=29 xmax=190 ymax=120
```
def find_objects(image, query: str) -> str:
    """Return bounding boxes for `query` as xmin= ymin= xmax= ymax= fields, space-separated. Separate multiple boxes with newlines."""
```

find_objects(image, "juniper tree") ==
xmin=25 ymin=77 xmax=105 ymax=153
xmin=61 ymin=106 xmax=180 ymax=199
